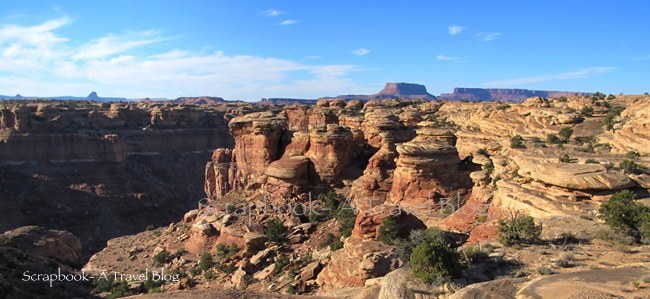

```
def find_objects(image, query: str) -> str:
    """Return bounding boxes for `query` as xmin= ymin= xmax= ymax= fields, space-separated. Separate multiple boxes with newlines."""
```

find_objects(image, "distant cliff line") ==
xmin=439 ymin=87 xmax=592 ymax=102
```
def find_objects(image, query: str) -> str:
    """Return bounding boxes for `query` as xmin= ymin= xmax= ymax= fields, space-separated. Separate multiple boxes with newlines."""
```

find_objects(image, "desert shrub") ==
xmin=619 ymin=160 xmax=646 ymax=174
xmin=410 ymin=240 xmax=462 ymax=284
xmin=559 ymin=154 xmax=572 ymax=163
xmin=558 ymin=127 xmax=573 ymax=143
xmin=336 ymin=206 xmax=356 ymax=237
xmin=286 ymin=284 xmax=298 ymax=295
xmin=203 ymin=269 xmax=214 ymax=281
xmin=215 ymin=262 xmax=237 ymax=274
xmin=144 ymin=275 xmax=162 ymax=293
xmin=319 ymin=233 xmax=336 ymax=249
xmin=146 ymin=225 xmax=155 ymax=231
xmin=266 ymin=219 xmax=287 ymax=242
xmin=531 ymin=137 xmax=543 ymax=144
xmin=536 ymin=266 xmax=554 ymax=276
xmin=555 ymin=252 xmax=574 ymax=268
xmin=498 ymin=212 xmax=542 ymax=246
xmin=396 ymin=228 xmax=446 ymax=260
xmin=595 ymin=228 xmax=636 ymax=245
xmin=189 ymin=265 xmax=201 ymax=276
xmin=329 ymin=238 xmax=344 ymax=251
xmin=476 ymin=148 xmax=489 ymax=156
xmin=603 ymin=106 xmax=625 ymax=130
xmin=483 ymin=161 xmax=494 ymax=176
xmin=215 ymin=243 xmax=239 ymax=260
xmin=459 ymin=245 xmax=488 ymax=263
xmin=199 ymin=252 xmax=214 ymax=271
xmin=496 ymin=104 xmax=511 ymax=110
xmin=557 ymin=96 xmax=568 ymax=102
xmin=574 ymin=135 xmax=597 ymax=145
xmin=626 ymin=150 xmax=641 ymax=160
xmin=546 ymin=134 xmax=561 ymax=144
xmin=580 ymin=105 xmax=594 ymax=117
xmin=272 ymin=254 xmax=290 ymax=275
xmin=585 ymin=159 xmax=599 ymax=164
xmin=510 ymin=135 xmax=526 ymax=149
xmin=599 ymin=190 xmax=650 ymax=243
xmin=378 ymin=216 xmax=399 ymax=244
xmin=152 ymin=249 xmax=170 ymax=267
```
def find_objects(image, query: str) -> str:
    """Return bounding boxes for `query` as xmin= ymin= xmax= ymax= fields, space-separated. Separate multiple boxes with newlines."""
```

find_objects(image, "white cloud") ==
xmin=436 ymin=54 xmax=463 ymax=61
xmin=0 ymin=17 xmax=366 ymax=100
xmin=73 ymin=30 xmax=166 ymax=60
xmin=265 ymin=9 xmax=284 ymax=17
xmin=475 ymin=32 xmax=501 ymax=42
xmin=351 ymin=48 xmax=370 ymax=56
xmin=448 ymin=25 xmax=463 ymax=35
xmin=279 ymin=19 xmax=298 ymax=25
xmin=482 ymin=67 xmax=615 ymax=86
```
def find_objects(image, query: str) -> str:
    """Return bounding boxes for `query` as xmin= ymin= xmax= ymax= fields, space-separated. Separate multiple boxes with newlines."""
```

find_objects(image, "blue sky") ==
xmin=0 ymin=0 xmax=648 ymax=100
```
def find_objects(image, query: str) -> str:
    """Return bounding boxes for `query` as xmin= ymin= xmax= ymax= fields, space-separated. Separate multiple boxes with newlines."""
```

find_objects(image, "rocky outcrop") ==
xmin=515 ymin=157 xmax=636 ymax=190
xmin=264 ymin=155 xmax=310 ymax=197
xmin=305 ymin=124 xmax=353 ymax=184
xmin=316 ymin=237 xmax=402 ymax=291
xmin=228 ymin=111 xmax=287 ymax=182
xmin=0 ymin=226 xmax=82 ymax=267
xmin=387 ymin=127 xmax=470 ymax=208
xmin=205 ymin=149 xmax=239 ymax=199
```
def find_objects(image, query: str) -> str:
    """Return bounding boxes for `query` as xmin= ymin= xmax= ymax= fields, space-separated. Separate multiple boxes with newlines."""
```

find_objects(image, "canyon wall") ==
xmin=0 ymin=101 xmax=234 ymax=258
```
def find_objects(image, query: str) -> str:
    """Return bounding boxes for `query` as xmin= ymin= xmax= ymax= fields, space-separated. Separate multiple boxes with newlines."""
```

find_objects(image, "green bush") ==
xmin=546 ymin=134 xmax=561 ymax=144
xmin=199 ymin=252 xmax=214 ymax=271
xmin=336 ymin=206 xmax=356 ymax=237
xmin=510 ymin=135 xmax=526 ymax=149
xmin=531 ymin=137 xmax=543 ymax=144
xmin=496 ymin=104 xmax=511 ymax=110
xmin=599 ymin=190 xmax=650 ymax=243
xmin=274 ymin=255 xmax=290 ymax=275
xmin=153 ymin=249 xmax=170 ymax=267
xmin=265 ymin=219 xmax=287 ymax=242
xmin=585 ymin=159 xmax=599 ymax=164
xmin=378 ymin=217 xmax=399 ymax=244
xmin=476 ymin=148 xmax=489 ymax=156
xmin=459 ymin=245 xmax=488 ymax=263
xmin=319 ymin=233 xmax=336 ymax=249
xmin=626 ymin=150 xmax=641 ymax=160
xmin=329 ymin=238 xmax=344 ymax=251
xmin=580 ymin=105 xmax=594 ymax=117
xmin=215 ymin=262 xmax=237 ymax=274
xmin=603 ymin=106 xmax=625 ymax=130
xmin=483 ymin=161 xmax=494 ymax=176
xmin=498 ymin=213 xmax=542 ymax=246
xmin=558 ymin=127 xmax=573 ymax=143
xmin=396 ymin=228 xmax=447 ymax=260
xmin=215 ymin=243 xmax=239 ymax=260
xmin=620 ymin=160 xmax=646 ymax=174
xmin=410 ymin=241 xmax=463 ymax=284
xmin=559 ymin=154 xmax=572 ymax=163
xmin=203 ymin=269 xmax=214 ymax=281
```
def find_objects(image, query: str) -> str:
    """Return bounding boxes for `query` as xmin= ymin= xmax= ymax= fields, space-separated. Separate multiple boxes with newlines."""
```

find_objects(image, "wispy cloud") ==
xmin=482 ymin=67 xmax=615 ymax=86
xmin=351 ymin=48 xmax=370 ymax=56
xmin=265 ymin=9 xmax=284 ymax=17
xmin=0 ymin=17 xmax=366 ymax=100
xmin=279 ymin=19 xmax=298 ymax=26
xmin=475 ymin=32 xmax=501 ymax=42
xmin=436 ymin=54 xmax=463 ymax=62
xmin=448 ymin=25 xmax=463 ymax=35
xmin=73 ymin=30 xmax=167 ymax=60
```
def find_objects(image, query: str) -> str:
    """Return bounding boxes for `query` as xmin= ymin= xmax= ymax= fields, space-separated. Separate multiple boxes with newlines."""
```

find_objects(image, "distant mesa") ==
xmin=86 ymin=91 xmax=100 ymax=100
xmin=373 ymin=82 xmax=437 ymax=100
xmin=440 ymin=87 xmax=592 ymax=102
